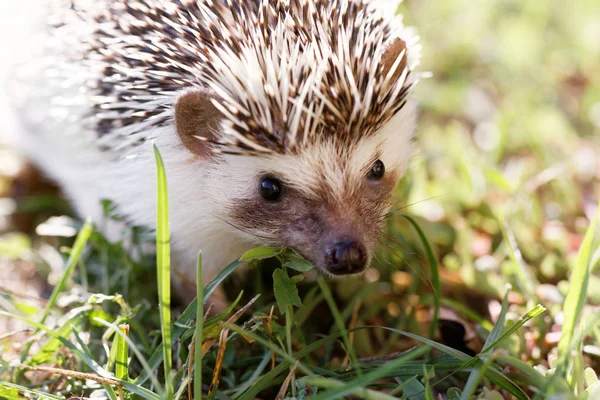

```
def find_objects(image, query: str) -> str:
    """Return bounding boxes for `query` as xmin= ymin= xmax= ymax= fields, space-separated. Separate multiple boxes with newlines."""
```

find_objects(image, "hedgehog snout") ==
xmin=325 ymin=240 xmax=367 ymax=275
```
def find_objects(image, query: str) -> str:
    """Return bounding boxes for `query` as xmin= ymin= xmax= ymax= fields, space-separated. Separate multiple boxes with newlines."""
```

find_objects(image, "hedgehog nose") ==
xmin=326 ymin=241 xmax=367 ymax=275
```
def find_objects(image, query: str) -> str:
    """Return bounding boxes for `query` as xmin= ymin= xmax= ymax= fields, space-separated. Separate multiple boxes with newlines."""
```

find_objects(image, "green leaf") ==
xmin=283 ymin=252 xmax=314 ymax=272
xmin=398 ymin=377 xmax=426 ymax=400
xmin=273 ymin=268 xmax=302 ymax=313
xmin=240 ymin=246 xmax=281 ymax=261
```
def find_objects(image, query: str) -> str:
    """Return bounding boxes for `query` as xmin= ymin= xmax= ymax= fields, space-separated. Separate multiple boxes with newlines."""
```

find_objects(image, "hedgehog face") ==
xmin=220 ymin=109 xmax=414 ymax=276
xmin=164 ymin=0 xmax=419 ymax=275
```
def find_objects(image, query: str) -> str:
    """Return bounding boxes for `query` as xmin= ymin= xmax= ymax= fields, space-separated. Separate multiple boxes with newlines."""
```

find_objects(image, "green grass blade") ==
xmin=494 ymin=355 xmax=546 ymax=388
xmin=434 ymin=304 xmax=545 ymax=394
xmin=0 ymin=310 xmax=111 ymax=377
xmin=307 ymin=348 xmax=431 ymax=400
xmin=40 ymin=219 xmax=93 ymax=325
xmin=461 ymin=285 xmax=511 ymax=400
xmin=497 ymin=216 xmax=536 ymax=300
xmin=361 ymin=325 xmax=529 ymax=400
xmin=393 ymin=212 xmax=441 ymax=339
xmin=420 ymin=297 xmax=494 ymax=331
xmin=203 ymin=260 xmax=244 ymax=300
xmin=115 ymin=324 xmax=130 ymax=382
xmin=235 ymin=332 xmax=352 ymax=400
xmin=71 ymin=328 xmax=118 ymax=400
xmin=93 ymin=318 xmax=163 ymax=395
xmin=234 ymin=327 xmax=428 ymax=400
xmin=394 ymin=376 xmax=426 ymax=399
xmin=557 ymin=202 xmax=599 ymax=374
xmin=30 ymin=308 xmax=88 ymax=365
xmin=175 ymin=375 xmax=193 ymax=400
xmin=0 ymin=381 xmax=64 ymax=400
xmin=118 ymin=380 xmax=163 ymax=400
xmin=225 ymin=323 xmax=313 ymax=376
xmin=153 ymin=144 xmax=173 ymax=397
xmin=195 ymin=252 xmax=204 ymax=400
xmin=303 ymin=376 xmax=398 ymax=400
xmin=136 ymin=259 xmax=243 ymax=386
xmin=285 ymin=305 xmax=296 ymax=397
xmin=232 ymin=352 xmax=271 ymax=397
xmin=477 ymin=304 xmax=546 ymax=355
xmin=317 ymin=277 xmax=361 ymax=375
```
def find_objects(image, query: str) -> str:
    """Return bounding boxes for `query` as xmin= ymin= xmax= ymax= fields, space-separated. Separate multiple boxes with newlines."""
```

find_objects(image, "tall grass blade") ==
xmin=557 ymin=202 xmax=599 ymax=374
xmin=153 ymin=144 xmax=173 ymax=398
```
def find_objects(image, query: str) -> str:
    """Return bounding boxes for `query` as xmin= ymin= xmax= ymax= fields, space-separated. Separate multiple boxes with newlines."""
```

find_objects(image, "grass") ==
xmin=1 ymin=0 xmax=600 ymax=398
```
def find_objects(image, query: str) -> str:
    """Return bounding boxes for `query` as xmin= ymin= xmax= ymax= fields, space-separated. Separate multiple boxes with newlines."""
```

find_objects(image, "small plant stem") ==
xmin=194 ymin=252 xmax=204 ymax=400
xmin=285 ymin=304 xmax=296 ymax=397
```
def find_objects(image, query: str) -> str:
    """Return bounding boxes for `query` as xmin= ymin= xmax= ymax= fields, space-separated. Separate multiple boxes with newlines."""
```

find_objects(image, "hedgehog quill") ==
xmin=7 ymin=0 xmax=421 ymax=302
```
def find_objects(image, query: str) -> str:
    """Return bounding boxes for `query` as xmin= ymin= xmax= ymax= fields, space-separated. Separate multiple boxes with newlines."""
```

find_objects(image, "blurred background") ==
xmin=0 ymin=0 xmax=599 ymax=385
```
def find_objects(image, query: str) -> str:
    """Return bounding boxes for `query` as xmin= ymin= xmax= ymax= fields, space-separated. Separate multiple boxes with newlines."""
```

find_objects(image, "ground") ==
xmin=1 ymin=0 xmax=599 ymax=399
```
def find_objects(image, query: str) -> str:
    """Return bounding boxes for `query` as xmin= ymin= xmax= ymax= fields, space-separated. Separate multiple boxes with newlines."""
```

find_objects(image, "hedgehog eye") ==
xmin=367 ymin=160 xmax=385 ymax=181
xmin=260 ymin=176 xmax=284 ymax=202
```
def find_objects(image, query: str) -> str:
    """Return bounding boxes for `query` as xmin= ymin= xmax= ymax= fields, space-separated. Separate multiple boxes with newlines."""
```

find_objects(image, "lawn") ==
xmin=1 ymin=0 xmax=599 ymax=399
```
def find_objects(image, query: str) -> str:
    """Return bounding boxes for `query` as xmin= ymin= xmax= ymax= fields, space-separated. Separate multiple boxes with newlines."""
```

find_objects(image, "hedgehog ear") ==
xmin=381 ymin=37 xmax=408 ymax=80
xmin=175 ymin=89 xmax=223 ymax=157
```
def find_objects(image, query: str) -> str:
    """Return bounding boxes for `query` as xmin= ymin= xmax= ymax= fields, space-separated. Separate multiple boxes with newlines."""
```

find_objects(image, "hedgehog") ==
xmin=5 ymin=0 xmax=421 ymax=302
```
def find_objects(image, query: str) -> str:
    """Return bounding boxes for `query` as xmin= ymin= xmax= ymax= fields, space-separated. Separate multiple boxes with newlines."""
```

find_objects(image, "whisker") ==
xmin=212 ymin=214 xmax=275 ymax=242
xmin=377 ymin=240 xmax=434 ymax=291
xmin=388 ymin=193 xmax=449 ymax=214
xmin=380 ymin=231 xmax=417 ymax=257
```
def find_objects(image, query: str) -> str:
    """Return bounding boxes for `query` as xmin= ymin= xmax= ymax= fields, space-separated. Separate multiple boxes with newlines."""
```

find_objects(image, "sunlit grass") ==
xmin=1 ymin=0 xmax=599 ymax=398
